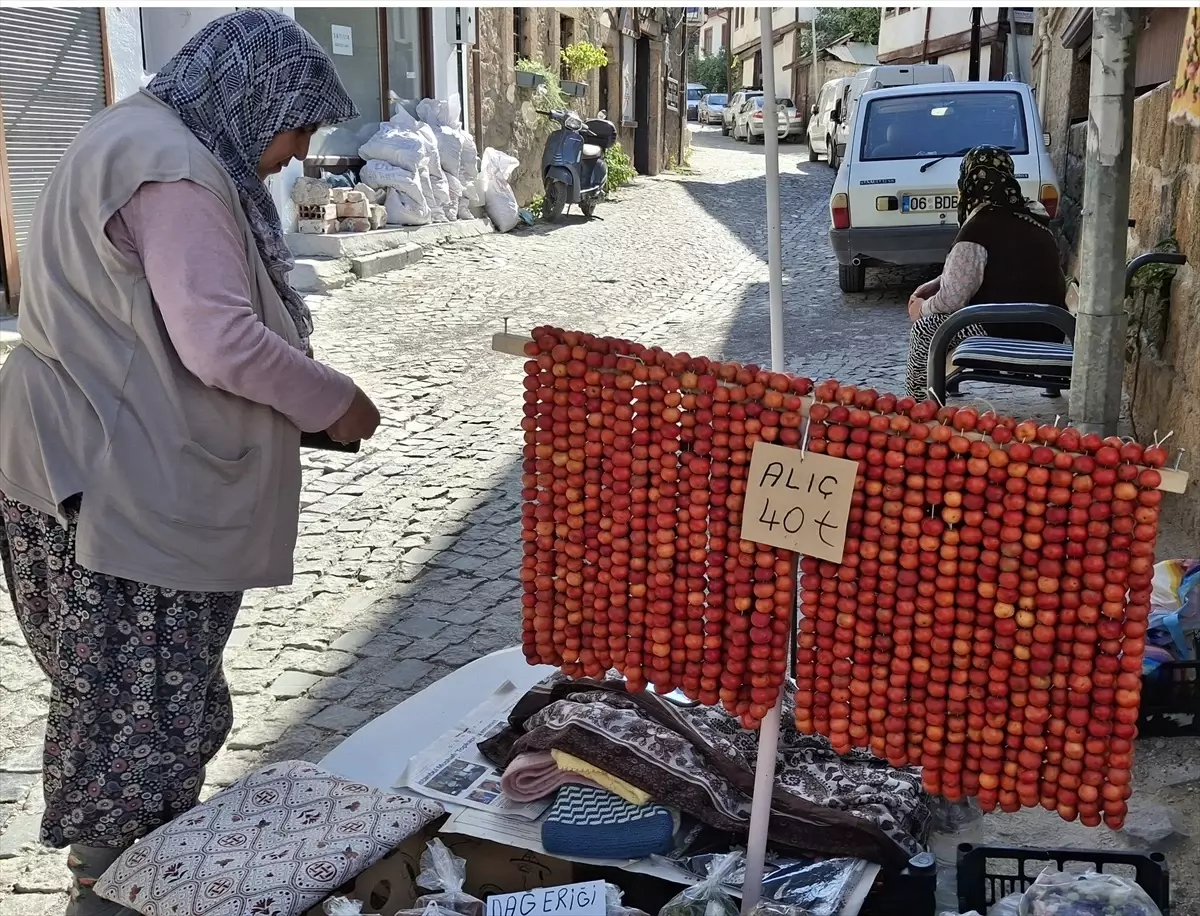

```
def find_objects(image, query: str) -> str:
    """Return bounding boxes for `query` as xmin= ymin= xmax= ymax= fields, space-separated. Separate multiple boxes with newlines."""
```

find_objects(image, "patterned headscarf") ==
xmin=956 ymin=145 xmax=1042 ymax=228
xmin=146 ymin=10 xmax=358 ymax=347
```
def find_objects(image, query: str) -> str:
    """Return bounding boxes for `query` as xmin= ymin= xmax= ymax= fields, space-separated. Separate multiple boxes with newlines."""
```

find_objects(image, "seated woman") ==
xmin=904 ymin=145 xmax=1067 ymax=400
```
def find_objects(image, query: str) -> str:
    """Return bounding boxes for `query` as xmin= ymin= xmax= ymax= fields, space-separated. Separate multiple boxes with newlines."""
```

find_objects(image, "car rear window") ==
xmin=859 ymin=90 xmax=1029 ymax=161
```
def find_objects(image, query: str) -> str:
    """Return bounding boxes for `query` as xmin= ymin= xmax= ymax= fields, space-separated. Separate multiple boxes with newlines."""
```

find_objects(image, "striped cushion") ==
xmin=952 ymin=337 xmax=1074 ymax=373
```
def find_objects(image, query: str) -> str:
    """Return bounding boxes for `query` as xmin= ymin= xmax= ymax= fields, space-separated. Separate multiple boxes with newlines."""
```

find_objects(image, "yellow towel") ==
xmin=551 ymin=750 xmax=651 ymax=806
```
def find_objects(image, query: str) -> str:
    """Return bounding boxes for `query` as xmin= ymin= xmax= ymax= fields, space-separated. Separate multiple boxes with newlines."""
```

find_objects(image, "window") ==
xmin=861 ymin=91 xmax=1029 ymax=161
xmin=560 ymin=15 xmax=574 ymax=54
xmin=294 ymin=8 xmax=381 ymax=157
xmin=513 ymin=8 xmax=527 ymax=65
xmin=386 ymin=8 xmax=423 ymax=112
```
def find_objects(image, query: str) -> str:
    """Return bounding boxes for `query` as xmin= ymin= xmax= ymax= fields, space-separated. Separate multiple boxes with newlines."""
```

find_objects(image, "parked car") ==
xmin=830 ymin=63 xmax=956 ymax=170
xmin=733 ymin=96 xmax=801 ymax=143
xmin=686 ymin=83 xmax=707 ymax=121
xmin=807 ymin=76 xmax=850 ymax=165
xmin=828 ymin=80 xmax=1061 ymax=293
xmin=722 ymin=88 xmax=762 ymax=136
xmin=698 ymin=92 xmax=727 ymax=125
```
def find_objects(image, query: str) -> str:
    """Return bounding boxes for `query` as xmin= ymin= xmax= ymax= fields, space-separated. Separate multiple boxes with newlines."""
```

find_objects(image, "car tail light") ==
xmin=1039 ymin=184 xmax=1059 ymax=219
xmin=753 ymin=112 xmax=763 ymax=119
xmin=831 ymin=192 xmax=850 ymax=230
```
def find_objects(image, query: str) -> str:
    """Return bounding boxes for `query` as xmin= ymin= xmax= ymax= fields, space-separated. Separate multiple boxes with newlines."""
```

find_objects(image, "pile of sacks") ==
xmin=357 ymin=95 xmax=484 ymax=227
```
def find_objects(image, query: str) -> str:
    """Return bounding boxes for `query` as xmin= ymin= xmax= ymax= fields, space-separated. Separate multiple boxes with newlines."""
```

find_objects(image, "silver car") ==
xmin=698 ymin=93 xmax=727 ymax=125
xmin=736 ymin=97 xmax=803 ymax=143
xmin=722 ymin=88 xmax=762 ymax=136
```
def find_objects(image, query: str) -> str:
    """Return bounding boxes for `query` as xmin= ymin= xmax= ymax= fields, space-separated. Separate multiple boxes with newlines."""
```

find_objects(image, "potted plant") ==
xmin=560 ymin=41 xmax=608 ymax=98
xmin=515 ymin=58 xmax=546 ymax=90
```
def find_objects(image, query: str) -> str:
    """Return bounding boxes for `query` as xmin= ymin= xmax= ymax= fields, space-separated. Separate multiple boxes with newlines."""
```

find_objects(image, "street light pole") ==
xmin=1070 ymin=8 xmax=1139 ymax=436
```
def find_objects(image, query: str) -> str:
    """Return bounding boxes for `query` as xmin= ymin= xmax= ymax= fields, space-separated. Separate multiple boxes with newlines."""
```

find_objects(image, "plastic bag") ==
xmin=1019 ymin=868 xmax=1163 ymax=916
xmin=418 ymin=95 xmax=463 ymax=130
xmin=481 ymin=147 xmax=520 ymax=233
xmin=413 ymin=839 xmax=484 ymax=916
xmin=747 ymin=903 xmax=813 ymax=916
xmin=670 ymin=852 xmax=867 ymax=916
xmin=323 ymin=898 xmax=367 ymax=916
xmin=606 ymin=883 xmax=651 ymax=916
xmin=989 ymin=893 xmax=1023 ymax=916
xmin=657 ymin=852 xmax=741 ymax=916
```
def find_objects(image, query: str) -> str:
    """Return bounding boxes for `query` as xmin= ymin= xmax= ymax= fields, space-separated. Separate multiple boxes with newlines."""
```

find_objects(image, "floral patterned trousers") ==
xmin=0 ymin=495 xmax=242 ymax=848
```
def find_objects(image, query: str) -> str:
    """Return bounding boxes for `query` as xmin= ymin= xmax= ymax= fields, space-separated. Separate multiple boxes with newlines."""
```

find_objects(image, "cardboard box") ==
xmin=311 ymin=822 xmax=574 ymax=916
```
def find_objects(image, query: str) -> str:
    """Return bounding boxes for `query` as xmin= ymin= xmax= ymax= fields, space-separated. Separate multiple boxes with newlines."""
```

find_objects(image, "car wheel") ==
xmin=838 ymin=263 xmax=866 ymax=294
xmin=827 ymin=137 xmax=838 ymax=170
xmin=721 ymin=121 xmax=729 ymax=136
xmin=808 ymin=143 xmax=818 ymax=162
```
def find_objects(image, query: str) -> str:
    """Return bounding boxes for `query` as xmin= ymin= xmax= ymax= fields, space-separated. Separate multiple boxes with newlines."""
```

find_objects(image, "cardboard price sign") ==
xmin=486 ymin=880 xmax=607 ymax=916
xmin=741 ymin=441 xmax=858 ymax=562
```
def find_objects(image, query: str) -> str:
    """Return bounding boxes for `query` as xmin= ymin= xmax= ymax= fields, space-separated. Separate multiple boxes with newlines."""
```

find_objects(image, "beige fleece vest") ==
xmin=0 ymin=91 xmax=302 ymax=592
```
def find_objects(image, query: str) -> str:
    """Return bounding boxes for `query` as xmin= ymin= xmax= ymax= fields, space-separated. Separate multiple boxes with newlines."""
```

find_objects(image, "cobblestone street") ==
xmin=0 ymin=127 xmax=1132 ymax=908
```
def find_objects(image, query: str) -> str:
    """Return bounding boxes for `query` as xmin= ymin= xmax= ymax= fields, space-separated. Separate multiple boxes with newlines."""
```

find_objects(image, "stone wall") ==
xmin=475 ymin=7 xmax=667 ymax=207
xmin=1124 ymin=83 xmax=1200 ymax=533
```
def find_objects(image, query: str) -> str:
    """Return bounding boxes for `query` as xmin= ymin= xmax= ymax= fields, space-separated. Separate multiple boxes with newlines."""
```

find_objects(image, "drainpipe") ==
xmin=1069 ymin=8 xmax=1138 ymax=437
xmin=1037 ymin=16 xmax=1051 ymax=120
xmin=921 ymin=7 xmax=932 ymax=63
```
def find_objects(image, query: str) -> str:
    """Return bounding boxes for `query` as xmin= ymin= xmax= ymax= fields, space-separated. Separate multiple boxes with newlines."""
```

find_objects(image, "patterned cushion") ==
xmin=95 ymin=760 xmax=443 ymax=916
xmin=952 ymin=337 xmax=1074 ymax=374
xmin=540 ymin=784 xmax=675 ymax=859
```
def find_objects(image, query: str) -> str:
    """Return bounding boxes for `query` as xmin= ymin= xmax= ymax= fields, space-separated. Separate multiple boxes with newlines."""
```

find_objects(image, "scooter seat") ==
xmin=581 ymin=143 xmax=604 ymax=159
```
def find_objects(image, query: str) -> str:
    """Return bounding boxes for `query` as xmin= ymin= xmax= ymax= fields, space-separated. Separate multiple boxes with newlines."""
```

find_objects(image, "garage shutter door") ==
xmin=0 ymin=8 xmax=107 ymax=272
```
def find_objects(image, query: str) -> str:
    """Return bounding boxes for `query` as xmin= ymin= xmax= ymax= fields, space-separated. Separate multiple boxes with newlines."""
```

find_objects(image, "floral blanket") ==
xmin=479 ymin=677 xmax=930 ymax=868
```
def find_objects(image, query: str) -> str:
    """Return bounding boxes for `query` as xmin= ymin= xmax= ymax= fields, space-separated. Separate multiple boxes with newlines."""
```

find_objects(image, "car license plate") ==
xmin=902 ymin=192 xmax=959 ymax=214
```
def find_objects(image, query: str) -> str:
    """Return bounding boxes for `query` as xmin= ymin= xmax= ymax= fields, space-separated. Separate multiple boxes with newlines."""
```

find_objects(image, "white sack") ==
xmin=358 ymin=124 xmax=426 ymax=171
xmin=481 ymin=147 xmax=520 ymax=233
xmin=359 ymin=160 xmax=426 ymax=206
xmin=385 ymin=187 xmax=431 ymax=226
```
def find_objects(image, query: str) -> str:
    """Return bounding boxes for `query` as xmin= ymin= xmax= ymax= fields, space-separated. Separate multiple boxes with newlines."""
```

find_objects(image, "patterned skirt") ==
xmin=905 ymin=313 xmax=987 ymax=401
xmin=0 ymin=494 xmax=242 ymax=849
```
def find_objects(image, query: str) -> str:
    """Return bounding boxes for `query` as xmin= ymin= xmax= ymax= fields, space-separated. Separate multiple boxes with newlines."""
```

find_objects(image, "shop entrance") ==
xmin=633 ymin=36 xmax=651 ymax=173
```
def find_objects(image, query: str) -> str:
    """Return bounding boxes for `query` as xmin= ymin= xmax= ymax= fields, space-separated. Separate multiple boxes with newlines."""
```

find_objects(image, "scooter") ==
xmin=538 ymin=107 xmax=618 ymax=221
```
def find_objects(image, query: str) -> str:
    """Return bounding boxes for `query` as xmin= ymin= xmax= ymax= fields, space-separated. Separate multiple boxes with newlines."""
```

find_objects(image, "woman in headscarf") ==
xmin=0 ymin=11 xmax=378 ymax=911
xmin=903 ymin=145 xmax=1067 ymax=399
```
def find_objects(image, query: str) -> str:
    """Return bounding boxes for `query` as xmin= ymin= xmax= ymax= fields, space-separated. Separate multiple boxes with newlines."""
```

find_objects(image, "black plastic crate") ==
xmin=1140 ymin=659 xmax=1200 ymax=737
xmin=956 ymin=844 xmax=1170 ymax=914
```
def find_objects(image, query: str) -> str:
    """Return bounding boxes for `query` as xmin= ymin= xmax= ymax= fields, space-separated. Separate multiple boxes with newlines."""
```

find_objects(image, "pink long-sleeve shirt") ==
xmin=104 ymin=180 xmax=355 ymax=433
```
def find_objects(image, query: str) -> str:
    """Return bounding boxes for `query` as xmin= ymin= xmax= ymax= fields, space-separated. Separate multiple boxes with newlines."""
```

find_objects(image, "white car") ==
xmin=733 ymin=96 xmax=802 ymax=143
xmin=722 ymin=88 xmax=761 ymax=136
xmin=807 ymin=77 xmax=850 ymax=165
xmin=827 ymin=80 xmax=1061 ymax=293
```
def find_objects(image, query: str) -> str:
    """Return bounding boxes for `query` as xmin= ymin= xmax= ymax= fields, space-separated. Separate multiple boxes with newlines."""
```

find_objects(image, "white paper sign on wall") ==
xmin=331 ymin=24 xmax=353 ymax=56
xmin=486 ymin=880 xmax=607 ymax=916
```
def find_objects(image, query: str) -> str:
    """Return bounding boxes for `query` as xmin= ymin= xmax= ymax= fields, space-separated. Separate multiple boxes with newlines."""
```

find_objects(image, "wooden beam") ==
xmin=491 ymin=332 xmax=1190 ymax=493
xmin=377 ymin=8 xmax=390 ymax=120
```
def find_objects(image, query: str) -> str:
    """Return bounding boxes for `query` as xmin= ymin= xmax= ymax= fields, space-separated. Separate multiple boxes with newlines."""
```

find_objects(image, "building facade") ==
xmin=877 ymin=7 xmax=1034 ymax=83
xmin=473 ymin=7 xmax=685 ymax=207
xmin=698 ymin=11 xmax=728 ymax=60
xmin=730 ymin=7 xmax=816 ymax=99
xmin=0 ymin=5 xmax=473 ymax=309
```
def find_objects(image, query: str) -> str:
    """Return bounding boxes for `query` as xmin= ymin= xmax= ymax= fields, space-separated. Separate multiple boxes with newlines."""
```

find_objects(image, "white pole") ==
xmin=741 ymin=9 xmax=785 ymax=914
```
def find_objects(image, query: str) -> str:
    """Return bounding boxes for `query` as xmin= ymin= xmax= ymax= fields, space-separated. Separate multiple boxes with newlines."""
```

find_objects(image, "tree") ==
xmin=688 ymin=51 xmax=728 ymax=93
xmin=797 ymin=7 xmax=882 ymax=58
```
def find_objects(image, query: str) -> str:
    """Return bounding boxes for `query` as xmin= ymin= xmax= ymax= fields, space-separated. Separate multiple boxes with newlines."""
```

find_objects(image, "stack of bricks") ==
xmin=292 ymin=178 xmax=387 ymax=234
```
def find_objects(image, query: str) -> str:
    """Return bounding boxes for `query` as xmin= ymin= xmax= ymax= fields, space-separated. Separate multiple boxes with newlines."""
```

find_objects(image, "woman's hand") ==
xmin=913 ymin=277 xmax=941 ymax=300
xmin=326 ymin=386 xmax=380 ymax=444
xmin=908 ymin=296 xmax=925 ymax=322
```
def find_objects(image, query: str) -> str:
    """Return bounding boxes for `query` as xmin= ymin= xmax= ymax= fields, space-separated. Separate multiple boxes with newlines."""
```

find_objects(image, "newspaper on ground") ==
xmin=399 ymin=681 xmax=551 ymax=820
